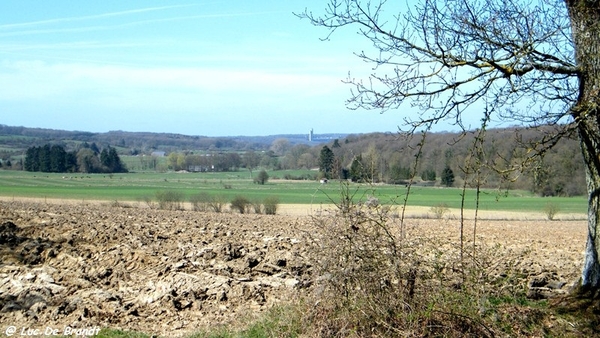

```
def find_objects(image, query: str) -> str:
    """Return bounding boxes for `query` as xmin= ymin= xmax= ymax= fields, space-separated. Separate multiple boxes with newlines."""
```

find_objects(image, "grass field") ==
xmin=0 ymin=169 xmax=587 ymax=214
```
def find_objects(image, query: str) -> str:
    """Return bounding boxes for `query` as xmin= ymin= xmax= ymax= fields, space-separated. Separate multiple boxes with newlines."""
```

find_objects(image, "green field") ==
xmin=0 ymin=169 xmax=588 ymax=214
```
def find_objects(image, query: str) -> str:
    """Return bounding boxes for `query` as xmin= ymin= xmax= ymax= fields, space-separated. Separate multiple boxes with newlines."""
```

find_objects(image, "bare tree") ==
xmin=299 ymin=0 xmax=600 ymax=292
xmin=242 ymin=151 xmax=261 ymax=178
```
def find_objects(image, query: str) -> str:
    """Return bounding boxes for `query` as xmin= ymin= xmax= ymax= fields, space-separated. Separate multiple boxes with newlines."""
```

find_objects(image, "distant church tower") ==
xmin=309 ymin=128 xmax=314 ymax=142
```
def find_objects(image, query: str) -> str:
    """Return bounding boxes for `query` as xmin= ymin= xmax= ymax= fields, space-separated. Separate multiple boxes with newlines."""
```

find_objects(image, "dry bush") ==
xmin=139 ymin=195 xmax=157 ymax=209
xmin=252 ymin=200 xmax=263 ymax=214
xmin=231 ymin=195 xmax=250 ymax=214
xmin=430 ymin=202 xmax=450 ymax=219
xmin=107 ymin=200 xmax=133 ymax=208
xmin=544 ymin=202 xmax=560 ymax=220
xmin=155 ymin=190 xmax=184 ymax=210
xmin=208 ymin=194 xmax=226 ymax=213
xmin=190 ymin=192 xmax=210 ymax=212
xmin=302 ymin=182 xmax=543 ymax=337
xmin=263 ymin=196 xmax=279 ymax=215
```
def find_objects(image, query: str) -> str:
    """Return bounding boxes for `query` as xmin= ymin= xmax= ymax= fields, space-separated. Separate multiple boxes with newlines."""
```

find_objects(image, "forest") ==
xmin=23 ymin=143 xmax=127 ymax=174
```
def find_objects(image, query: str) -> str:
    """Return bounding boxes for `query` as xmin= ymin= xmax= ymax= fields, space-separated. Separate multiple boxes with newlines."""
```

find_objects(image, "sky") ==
xmin=0 ymin=1 xmax=422 ymax=137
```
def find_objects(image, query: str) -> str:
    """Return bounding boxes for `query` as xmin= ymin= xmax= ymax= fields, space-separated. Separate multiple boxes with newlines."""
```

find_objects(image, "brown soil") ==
xmin=0 ymin=200 xmax=588 ymax=336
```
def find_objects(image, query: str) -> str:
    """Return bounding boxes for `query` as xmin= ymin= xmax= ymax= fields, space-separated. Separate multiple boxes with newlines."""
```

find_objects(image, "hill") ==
xmin=0 ymin=124 xmax=345 ymax=157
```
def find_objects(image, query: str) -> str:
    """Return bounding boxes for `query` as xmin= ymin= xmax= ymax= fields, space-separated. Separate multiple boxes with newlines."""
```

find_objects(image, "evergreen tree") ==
xmin=110 ymin=147 xmax=127 ymax=173
xmin=319 ymin=145 xmax=335 ymax=178
xmin=90 ymin=142 xmax=100 ymax=154
xmin=49 ymin=145 xmax=67 ymax=172
xmin=24 ymin=146 xmax=39 ymax=171
xmin=65 ymin=151 xmax=78 ymax=172
xmin=100 ymin=146 xmax=127 ymax=173
xmin=349 ymin=155 xmax=365 ymax=182
xmin=421 ymin=168 xmax=436 ymax=181
xmin=100 ymin=148 xmax=110 ymax=169
xmin=441 ymin=166 xmax=455 ymax=187
xmin=39 ymin=144 xmax=51 ymax=172
xmin=389 ymin=164 xmax=411 ymax=184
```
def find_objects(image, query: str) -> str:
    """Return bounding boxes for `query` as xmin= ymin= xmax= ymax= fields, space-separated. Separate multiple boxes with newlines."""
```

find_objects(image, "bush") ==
xmin=231 ymin=195 xmax=250 ymax=214
xmin=430 ymin=202 xmax=450 ymax=219
xmin=190 ymin=192 xmax=210 ymax=212
xmin=263 ymin=196 xmax=279 ymax=215
xmin=208 ymin=194 xmax=226 ymax=213
xmin=283 ymin=173 xmax=317 ymax=180
xmin=252 ymin=200 xmax=263 ymax=214
xmin=254 ymin=169 xmax=269 ymax=185
xmin=307 ymin=190 xmax=423 ymax=335
xmin=544 ymin=202 xmax=560 ymax=220
xmin=303 ymin=181 xmax=531 ymax=337
xmin=138 ymin=195 xmax=156 ymax=209
xmin=155 ymin=190 xmax=184 ymax=210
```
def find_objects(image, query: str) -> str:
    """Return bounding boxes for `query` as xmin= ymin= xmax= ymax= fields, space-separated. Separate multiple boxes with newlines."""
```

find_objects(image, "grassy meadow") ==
xmin=0 ymin=168 xmax=587 ymax=215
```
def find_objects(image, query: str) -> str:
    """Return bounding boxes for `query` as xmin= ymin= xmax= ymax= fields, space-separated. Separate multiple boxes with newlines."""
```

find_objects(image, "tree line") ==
xmin=157 ymin=126 xmax=585 ymax=197
xmin=303 ymin=128 xmax=584 ymax=196
xmin=24 ymin=143 xmax=127 ymax=173
xmin=161 ymin=127 xmax=582 ymax=196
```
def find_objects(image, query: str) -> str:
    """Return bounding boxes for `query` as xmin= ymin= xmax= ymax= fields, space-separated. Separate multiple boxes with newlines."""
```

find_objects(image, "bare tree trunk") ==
xmin=567 ymin=0 xmax=600 ymax=290
xmin=579 ymin=125 xmax=600 ymax=290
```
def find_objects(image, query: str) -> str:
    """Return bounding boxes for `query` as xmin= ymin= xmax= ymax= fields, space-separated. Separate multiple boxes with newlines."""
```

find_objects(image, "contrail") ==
xmin=0 ymin=11 xmax=287 ymax=38
xmin=0 ymin=4 xmax=199 ymax=30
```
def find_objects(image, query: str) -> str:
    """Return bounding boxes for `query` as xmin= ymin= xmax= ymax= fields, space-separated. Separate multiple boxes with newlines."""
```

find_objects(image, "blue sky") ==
xmin=0 ymin=1 xmax=420 ymax=136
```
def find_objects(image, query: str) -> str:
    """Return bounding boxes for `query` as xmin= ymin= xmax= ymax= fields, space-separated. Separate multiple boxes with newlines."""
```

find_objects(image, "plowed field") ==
xmin=0 ymin=201 xmax=587 ymax=336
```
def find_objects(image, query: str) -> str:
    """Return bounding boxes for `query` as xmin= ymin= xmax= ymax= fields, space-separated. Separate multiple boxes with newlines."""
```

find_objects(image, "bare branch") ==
xmin=297 ymin=0 xmax=577 ymax=130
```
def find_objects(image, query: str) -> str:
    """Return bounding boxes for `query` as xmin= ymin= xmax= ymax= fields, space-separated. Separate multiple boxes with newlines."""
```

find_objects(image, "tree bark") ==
xmin=566 ymin=0 xmax=600 ymax=290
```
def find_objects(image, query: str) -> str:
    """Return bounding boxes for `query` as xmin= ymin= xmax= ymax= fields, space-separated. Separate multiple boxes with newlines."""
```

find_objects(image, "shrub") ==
xmin=189 ymin=192 xmax=210 ymax=212
xmin=231 ymin=195 xmax=250 ymax=214
xmin=254 ymin=169 xmax=269 ymax=185
xmin=263 ymin=196 xmax=279 ymax=215
xmin=155 ymin=190 xmax=184 ymax=210
xmin=208 ymin=194 xmax=226 ymax=213
xmin=303 ymin=181 xmax=532 ymax=337
xmin=252 ymin=200 xmax=263 ymax=214
xmin=139 ymin=195 xmax=156 ymax=209
xmin=283 ymin=173 xmax=317 ymax=180
xmin=544 ymin=202 xmax=560 ymax=220
xmin=430 ymin=202 xmax=450 ymax=219
xmin=108 ymin=200 xmax=132 ymax=208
